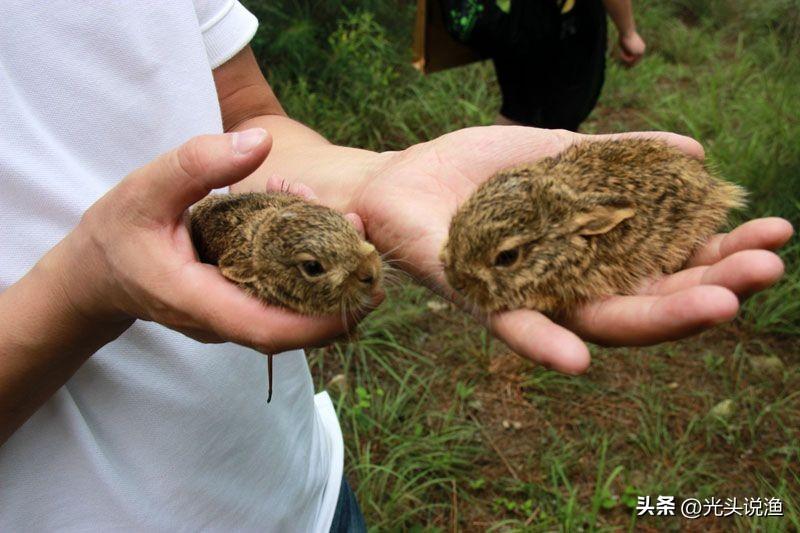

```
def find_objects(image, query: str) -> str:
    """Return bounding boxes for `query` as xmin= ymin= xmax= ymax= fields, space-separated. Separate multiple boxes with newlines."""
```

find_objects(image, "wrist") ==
xmin=230 ymin=114 xmax=392 ymax=215
xmin=4 ymin=240 xmax=132 ymax=364
xmin=346 ymin=149 xmax=397 ymax=214
xmin=36 ymin=227 xmax=132 ymax=327
xmin=305 ymin=144 xmax=389 ymax=215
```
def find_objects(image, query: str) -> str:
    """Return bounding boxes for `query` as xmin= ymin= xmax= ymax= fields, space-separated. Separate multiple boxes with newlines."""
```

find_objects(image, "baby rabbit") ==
xmin=441 ymin=139 xmax=746 ymax=315
xmin=190 ymin=191 xmax=383 ymax=403
xmin=190 ymin=192 xmax=383 ymax=317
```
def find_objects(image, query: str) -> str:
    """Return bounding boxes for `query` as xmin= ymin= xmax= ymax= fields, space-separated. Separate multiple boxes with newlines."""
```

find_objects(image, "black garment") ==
xmin=442 ymin=0 xmax=607 ymax=131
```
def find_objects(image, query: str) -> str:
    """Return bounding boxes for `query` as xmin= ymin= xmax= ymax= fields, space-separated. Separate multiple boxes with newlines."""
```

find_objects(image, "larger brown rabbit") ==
xmin=441 ymin=139 xmax=746 ymax=315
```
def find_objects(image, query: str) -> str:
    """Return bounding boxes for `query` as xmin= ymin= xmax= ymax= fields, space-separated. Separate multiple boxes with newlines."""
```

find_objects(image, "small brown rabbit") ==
xmin=441 ymin=139 xmax=746 ymax=315
xmin=190 ymin=191 xmax=383 ymax=403
xmin=190 ymin=192 xmax=383 ymax=317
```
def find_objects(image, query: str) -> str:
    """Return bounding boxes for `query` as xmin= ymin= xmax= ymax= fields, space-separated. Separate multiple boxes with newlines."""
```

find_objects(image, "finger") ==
xmin=568 ymin=285 xmax=739 ymax=346
xmin=686 ymin=217 xmax=794 ymax=267
xmin=173 ymin=263 xmax=369 ymax=353
xmin=490 ymin=309 xmax=591 ymax=374
xmin=644 ymin=250 xmax=785 ymax=298
xmin=265 ymin=175 xmax=319 ymax=202
xmin=127 ymin=128 xmax=272 ymax=219
xmin=619 ymin=49 xmax=636 ymax=64
xmin=343 ymin=213 xmax=366 ymax=238
xmin=704 ymin=250 xmax=784 ymax=298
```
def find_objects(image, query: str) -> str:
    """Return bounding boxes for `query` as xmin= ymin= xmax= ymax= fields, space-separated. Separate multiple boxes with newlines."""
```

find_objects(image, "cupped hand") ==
xmin=58 ymin=129 xmax=367 ymax=353
xmin=618 ymin=30 xmax=646 ymax=66
xmin=356 ymin=126 xmax=793 ymax=373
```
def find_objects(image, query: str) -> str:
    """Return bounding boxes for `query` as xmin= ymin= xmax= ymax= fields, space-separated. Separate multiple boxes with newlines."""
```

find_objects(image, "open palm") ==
xmin=356 ymin=126 xmax=793 ymax=373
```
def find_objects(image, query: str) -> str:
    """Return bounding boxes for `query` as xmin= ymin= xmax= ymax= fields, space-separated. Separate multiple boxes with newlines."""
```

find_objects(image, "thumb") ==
xmin=127 ymin=128 xmax=271 ymax=219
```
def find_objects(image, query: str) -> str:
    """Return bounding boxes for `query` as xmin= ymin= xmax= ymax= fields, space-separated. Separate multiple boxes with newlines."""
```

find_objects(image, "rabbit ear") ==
xmin=265 ymin=175 xmax=319 ymax=202
xmin=572 ymin=204 xmax=635 ymax=236
xmin=218 ymin=248 xmax=258 ymax=283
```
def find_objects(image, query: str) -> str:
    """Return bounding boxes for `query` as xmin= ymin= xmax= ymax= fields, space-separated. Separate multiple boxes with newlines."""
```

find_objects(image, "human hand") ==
xmin=355 ymin=126 xmax=792 ymax=373
xmin=618 ymin=30 xmax=646 ymax=66
xmin=49 ymin=129 xmax=369 ymax=353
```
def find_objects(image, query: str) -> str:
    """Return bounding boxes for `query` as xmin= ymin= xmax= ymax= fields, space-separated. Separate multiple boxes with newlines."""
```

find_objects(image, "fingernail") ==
xmin=232 ymin=128 xmax=267 ymax=154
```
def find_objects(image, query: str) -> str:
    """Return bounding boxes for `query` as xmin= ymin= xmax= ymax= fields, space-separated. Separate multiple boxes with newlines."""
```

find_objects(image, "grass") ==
xmin=243 ymin=0 xmax=799 ymax=529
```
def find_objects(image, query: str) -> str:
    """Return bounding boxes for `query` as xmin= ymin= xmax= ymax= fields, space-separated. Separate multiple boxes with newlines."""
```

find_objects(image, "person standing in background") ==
xmin=442 ymin=0 xmax=647 ymax=129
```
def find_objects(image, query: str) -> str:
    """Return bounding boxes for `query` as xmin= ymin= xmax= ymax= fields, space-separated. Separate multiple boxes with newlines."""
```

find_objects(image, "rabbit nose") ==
xmin=356 ymin=259 xmax=380 ymax=286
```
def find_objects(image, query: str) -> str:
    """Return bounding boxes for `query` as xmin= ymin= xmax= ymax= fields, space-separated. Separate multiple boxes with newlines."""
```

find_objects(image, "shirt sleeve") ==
xmin=194 ymin=0 xmax=258 ymax=69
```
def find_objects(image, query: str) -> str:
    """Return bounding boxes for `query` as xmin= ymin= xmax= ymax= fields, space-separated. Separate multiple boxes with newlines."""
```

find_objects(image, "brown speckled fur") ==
xmin=190 ymin=192 xmax=382 ymax=316
xmin=441 ymin=139 xmax=746 ymax=315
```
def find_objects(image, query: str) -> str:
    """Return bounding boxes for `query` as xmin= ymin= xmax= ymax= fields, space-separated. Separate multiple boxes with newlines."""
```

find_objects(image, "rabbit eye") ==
xmin=300 ymin=260 xmax=326 ymax=277
xmin=493 ymin=248 xmax=520 ymax=268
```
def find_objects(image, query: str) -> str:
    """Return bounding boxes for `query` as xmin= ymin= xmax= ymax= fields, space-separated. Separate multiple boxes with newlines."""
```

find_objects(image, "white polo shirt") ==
xmin=0 ymin=2 xmax=343 ymax=531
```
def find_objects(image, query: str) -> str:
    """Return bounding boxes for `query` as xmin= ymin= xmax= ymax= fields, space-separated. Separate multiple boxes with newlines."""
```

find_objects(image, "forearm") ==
xmin=0 ymin=235 xmax=131 ymax=444
xmin=602 ymin=0 xmax=636 ymax=36
xmin=228 ymin=115 xmax=384 ymax=214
